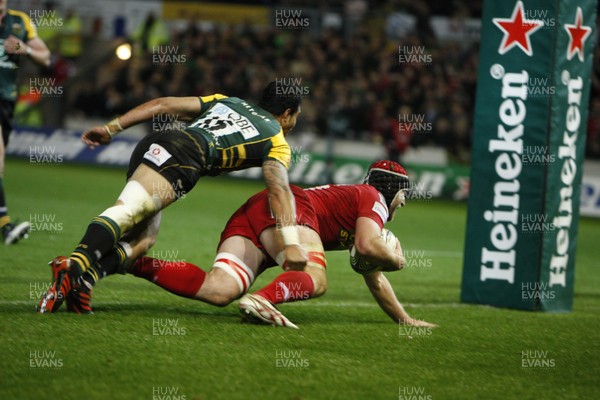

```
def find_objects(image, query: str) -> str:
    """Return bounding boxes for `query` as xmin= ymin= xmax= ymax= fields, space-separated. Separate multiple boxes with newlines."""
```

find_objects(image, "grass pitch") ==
xmin=1 ymin=158 xmax=599 ymax=400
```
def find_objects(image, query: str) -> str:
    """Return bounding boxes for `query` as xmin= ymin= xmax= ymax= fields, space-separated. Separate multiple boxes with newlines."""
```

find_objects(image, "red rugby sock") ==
xmin=130 ymin=256 xmax=206 ymax=298
xmin=253 ymin=271 xmax=315 ymax=304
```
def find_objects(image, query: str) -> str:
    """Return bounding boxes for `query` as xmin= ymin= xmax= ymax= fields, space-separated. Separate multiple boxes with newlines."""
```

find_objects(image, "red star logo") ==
xmin=564 ymin=7 xmax=592 ymax=62
xmin=493 ymin=1 xmax=544 ymax=56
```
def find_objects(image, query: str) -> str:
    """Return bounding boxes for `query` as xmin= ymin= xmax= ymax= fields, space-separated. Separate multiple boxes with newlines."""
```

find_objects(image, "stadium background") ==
xmin=2 ymin=1 xmax=599 ymax=399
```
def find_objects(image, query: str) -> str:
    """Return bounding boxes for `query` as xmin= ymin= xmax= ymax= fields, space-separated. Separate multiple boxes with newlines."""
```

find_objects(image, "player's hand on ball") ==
xmin=283 ymin=244 xmax=308 ymax=270
xmin=82 ymin=126 xmax=112 ymax=149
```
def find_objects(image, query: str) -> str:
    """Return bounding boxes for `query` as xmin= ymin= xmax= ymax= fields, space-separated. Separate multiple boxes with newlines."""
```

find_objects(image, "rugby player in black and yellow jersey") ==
xmin=0 ymin=0 xmax=50 ymax=244
xmin=38 ymin=82 xmax=308 ymax=314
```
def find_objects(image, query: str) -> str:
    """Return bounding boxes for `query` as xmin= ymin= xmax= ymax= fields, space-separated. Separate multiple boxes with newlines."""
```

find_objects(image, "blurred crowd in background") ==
xmin=14 ymin=0 xmax=600 ymax=162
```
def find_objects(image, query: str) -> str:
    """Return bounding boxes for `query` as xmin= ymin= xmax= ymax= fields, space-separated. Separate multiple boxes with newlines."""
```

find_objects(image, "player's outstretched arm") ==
xmin=354 ymin=217 xmax=405 ymax=271
xmin=364 ymin=272 xmax=437 ymax=327
xmin=81 ymin=96 xmax=201 ymax=149
xmin=262 ymin=160 xmax=307 ymax=270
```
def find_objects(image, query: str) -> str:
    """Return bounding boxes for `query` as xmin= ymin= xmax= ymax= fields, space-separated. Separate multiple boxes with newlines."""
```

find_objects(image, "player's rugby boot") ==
xmin=48 ymin=255 xmax=70 ymax=280
xmin=2 ymin=220 xmax=31 ymax=245
xmin=239 ymin=294 xmax=298 ymax=329
xmin=66 ymin=279 xmax=93 ymax=314
xmin=37 ymin=257 xmax=72 ymax=313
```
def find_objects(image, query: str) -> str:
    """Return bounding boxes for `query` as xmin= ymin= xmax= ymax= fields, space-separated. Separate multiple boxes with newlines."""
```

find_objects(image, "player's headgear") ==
xmin=363 ymin=160 xmax=410 ymax=209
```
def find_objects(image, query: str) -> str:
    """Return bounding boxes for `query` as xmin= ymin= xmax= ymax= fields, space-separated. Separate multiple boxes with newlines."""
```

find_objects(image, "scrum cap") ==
xmin=363 ymin=160 xmax=410 ymax=208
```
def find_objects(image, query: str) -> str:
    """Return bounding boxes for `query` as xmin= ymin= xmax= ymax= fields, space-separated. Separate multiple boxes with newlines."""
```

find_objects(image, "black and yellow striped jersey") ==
xmin=0 ymin=9 xmax=38 ymax=102
xmin=185 ymin=94 xmax=291 ymax=175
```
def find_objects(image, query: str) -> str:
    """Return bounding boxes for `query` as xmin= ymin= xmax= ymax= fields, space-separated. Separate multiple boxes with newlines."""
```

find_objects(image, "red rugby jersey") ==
xmin=304 ymin=184 xmax=388 ymax=250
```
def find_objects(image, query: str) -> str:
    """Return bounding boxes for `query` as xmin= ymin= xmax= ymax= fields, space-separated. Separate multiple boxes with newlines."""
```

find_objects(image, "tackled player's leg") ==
xmin=239 ymin=225 xmax=327 ymax=328
xmin=130 ymin=234 xmax=302 ymax=328
xmin=130 ymin=235 xmax=265 ymax=306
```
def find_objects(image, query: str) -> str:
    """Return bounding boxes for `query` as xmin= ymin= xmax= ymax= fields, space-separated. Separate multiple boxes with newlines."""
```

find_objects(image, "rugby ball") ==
xmin=349 ymin=228 xmax=398 ymax=275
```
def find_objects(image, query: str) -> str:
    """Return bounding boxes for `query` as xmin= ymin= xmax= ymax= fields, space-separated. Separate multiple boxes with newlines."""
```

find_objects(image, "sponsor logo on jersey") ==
xmin=372 ymin=201 xmax=388 ymax=224
xmin=143 ymin=144 xmax=172 ymax=167
xmin=338 ymin=228 xmax=355 ymax=249
xmin=191 ymin=103 xmax=260 ymax=140
xmin=12 ymin=23 xmax=22 ymax=35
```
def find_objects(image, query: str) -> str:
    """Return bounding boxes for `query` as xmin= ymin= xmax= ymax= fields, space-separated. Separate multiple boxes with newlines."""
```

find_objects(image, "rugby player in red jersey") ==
xmin=51 ymin=160 xmax=435 ymax=329
xmin=38 ymin=82 xmax=308 ymax=313
xmin=238 ymin=160 xmax=435 ymax=328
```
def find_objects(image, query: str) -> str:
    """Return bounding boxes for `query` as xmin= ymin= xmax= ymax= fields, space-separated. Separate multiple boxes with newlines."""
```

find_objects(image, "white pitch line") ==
xmin=0 ymin=300 xmax=35 ymax=305
xmin=404 ymin=302 xmax=469 ymax=308
xmin=285 ymin=301 xmax=469 ymax=308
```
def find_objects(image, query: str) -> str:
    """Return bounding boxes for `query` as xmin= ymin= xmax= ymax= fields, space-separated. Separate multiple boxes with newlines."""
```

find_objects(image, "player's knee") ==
xmin=139 ymin=235 xmax=157 ymax=254
xmin=305 ymin=250 xmax=327 ymax=297
xmin=211 ymin=252 xmax=256 ymax=297
xmin=199 ymin=284 xmax=239 ymax=307
xmin=100 ymin=181 xmax=161 ymax=232
xmin=207 ymin=292 xmax=237 ymax=307
xmin=311 ymin=273 xmax=327 ymax=297
xmin=316 ymin=278 xmax=327 ymax=296
xmin=141 ymin=227 xmax=160 ymax=253
xmin=134 ymin=213 xmax=162 ymax=254
xmin=199 ymin=268 xmax=245 ymax=306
